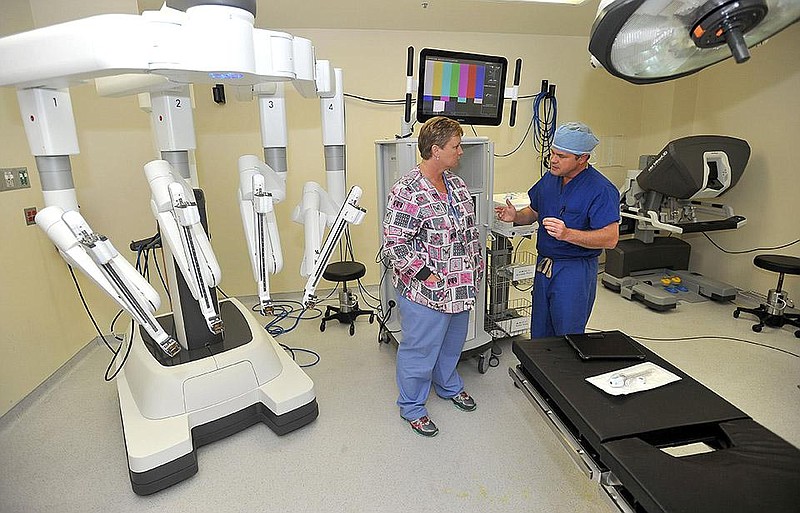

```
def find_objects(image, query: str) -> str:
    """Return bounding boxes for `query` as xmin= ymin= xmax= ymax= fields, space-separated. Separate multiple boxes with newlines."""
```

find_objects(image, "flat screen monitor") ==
xmin=416 ymin=48 xmax=508 ymax=126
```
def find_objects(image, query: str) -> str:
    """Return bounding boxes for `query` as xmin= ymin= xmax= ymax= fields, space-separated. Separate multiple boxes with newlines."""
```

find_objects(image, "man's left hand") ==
xmin=542 ymin=217 xmax=569 ymax=241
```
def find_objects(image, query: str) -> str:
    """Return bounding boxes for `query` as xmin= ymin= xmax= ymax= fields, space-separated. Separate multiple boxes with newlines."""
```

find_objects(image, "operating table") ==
xmin=509 ymin=334 xmax=800 ymax=513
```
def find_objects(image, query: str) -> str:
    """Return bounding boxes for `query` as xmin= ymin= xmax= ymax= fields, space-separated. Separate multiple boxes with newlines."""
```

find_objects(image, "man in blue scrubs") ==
xmin=495 ymin=122 xmax=619 ymax=338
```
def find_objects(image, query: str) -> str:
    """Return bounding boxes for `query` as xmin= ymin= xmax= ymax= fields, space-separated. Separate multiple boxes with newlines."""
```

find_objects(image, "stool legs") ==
xmin=733 ymin=273 xmax=800 ymax=337
xmin=319 ymin=282 xmax=374 ymax=336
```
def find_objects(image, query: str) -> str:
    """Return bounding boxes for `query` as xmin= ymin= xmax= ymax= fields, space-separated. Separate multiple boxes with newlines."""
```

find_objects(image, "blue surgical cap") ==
xmin=551 ymin=122 xmax=599 ymax=155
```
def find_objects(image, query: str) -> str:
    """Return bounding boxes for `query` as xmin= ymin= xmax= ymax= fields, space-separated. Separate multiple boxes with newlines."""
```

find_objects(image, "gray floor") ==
xmin=1 ymin=283 xmax=799 ymax=513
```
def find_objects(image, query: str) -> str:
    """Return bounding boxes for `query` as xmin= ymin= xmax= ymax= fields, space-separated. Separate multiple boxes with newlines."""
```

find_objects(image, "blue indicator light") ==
xmin=209 ymin=72 xmax=244 ymax=80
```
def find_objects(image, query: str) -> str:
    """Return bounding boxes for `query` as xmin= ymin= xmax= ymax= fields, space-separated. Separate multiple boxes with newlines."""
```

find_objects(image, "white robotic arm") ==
xmin=292 ymin=67 xmax=368 ymax=306
xmin=238 ymin=155 xmax=285 ymax=314
xmin=35 ymin=206 xmax=180 ymax=357
xmin=292 ymin=181 xmax=343 ymax=278
xmin=301 ymin=185 xmax=366 ymax=308
xmin=144 ymin=160 xmax=223 ymax=335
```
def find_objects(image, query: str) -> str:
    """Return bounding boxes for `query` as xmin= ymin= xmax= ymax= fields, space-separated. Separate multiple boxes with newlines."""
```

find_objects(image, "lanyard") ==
xmin=444 ymin=179 xmax=461 ymax=225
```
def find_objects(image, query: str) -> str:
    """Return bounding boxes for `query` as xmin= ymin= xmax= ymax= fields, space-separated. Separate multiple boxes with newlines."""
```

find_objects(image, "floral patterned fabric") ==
xmin=383 ymin=167 xmax=484 ymax=313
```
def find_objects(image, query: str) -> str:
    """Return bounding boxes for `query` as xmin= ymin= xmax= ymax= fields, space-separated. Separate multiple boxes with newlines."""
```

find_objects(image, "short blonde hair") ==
xmin=418 ymin=116 xmax=463 ymax=160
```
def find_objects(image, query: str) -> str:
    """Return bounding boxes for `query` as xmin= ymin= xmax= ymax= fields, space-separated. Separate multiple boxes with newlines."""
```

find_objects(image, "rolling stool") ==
xmin=319 ymin=261 xmax=374 ymax=336
xmin=733 ymin=254 xmax=800 ymax=337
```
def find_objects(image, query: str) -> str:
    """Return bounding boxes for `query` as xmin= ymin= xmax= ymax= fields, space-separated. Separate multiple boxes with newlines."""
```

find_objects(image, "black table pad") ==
xmin=512 ymin=335 xmax=748 ymax=449
xmin=513 ymin=335 xmax=800 ymax=513
xmin=602 ymin=418 xmax=800 ymax=513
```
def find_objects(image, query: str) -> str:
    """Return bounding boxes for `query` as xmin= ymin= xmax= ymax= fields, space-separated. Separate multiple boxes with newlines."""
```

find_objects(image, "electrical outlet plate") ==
xmin=1 ymin=167 xmax=31 ymax=192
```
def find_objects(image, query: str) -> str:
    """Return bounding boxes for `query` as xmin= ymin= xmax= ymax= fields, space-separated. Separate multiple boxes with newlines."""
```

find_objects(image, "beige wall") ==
xmin=2 ymin=14 xmax=798 ymax=416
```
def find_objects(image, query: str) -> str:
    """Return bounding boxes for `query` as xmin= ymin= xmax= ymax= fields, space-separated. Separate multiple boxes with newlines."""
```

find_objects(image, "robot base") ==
xmin=603 ymin=238 xmax=737 ymax=311
xmin=116 ymin=298 xmax=318 ymax=495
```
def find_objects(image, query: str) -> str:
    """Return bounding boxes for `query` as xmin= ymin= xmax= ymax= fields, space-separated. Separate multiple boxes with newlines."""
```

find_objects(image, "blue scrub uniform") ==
xmin=528 ymin=165 xmax=619 ymax=338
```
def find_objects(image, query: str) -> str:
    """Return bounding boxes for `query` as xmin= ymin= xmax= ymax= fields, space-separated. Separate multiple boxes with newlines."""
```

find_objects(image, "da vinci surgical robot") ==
xmin=0 ymin=1 xmax=364 ymax=494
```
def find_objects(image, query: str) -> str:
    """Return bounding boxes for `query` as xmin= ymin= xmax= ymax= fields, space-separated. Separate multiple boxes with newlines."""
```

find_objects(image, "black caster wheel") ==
xmin=478 ymin=355 xmax=489 ymax=374
xmin=349 ymin=323 xmax=355 ymax=336
xmin=378 ymin=330 xmax=390 ymax=344
xmin=733 ymin=310 xmax=740 ymax=318
xmin=795 ymin=330 xmax=800 ymax=338
xmin=320 ymin=321 xmax=326 ymax=332
xmin=752 ymin=324 xmax=762 ymax=333
xmin=489 ymin=354 xmax=500 ymax=368
xmin=369 ymin=314 xmax=375 ymax=324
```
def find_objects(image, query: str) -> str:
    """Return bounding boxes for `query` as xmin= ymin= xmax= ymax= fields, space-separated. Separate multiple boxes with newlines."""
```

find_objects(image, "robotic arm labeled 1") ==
xmin=35 ymin=206 xmax=180 ymax=357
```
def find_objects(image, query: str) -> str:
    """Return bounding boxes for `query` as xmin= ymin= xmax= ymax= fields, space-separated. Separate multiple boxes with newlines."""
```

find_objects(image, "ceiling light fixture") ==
xmin=588 ymin=0 xmax=800 ymax=84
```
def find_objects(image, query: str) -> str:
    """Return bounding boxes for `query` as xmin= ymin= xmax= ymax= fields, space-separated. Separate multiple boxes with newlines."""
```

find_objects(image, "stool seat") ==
xmin=753 ymin=255 xmax=800 ymax=275
xmin=323 ymin=261 xmax=366 ymax=282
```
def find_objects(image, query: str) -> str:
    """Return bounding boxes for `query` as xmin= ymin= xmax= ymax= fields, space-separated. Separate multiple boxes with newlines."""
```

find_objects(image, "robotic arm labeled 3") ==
xmin=619 ymin=135 xmax=750 ymax=240
xmin=239 ymin=154 xmax=285 ymax=315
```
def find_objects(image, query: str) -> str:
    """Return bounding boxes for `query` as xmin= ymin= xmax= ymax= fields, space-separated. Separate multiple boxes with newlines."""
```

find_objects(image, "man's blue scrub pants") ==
xmin=531 ymin=257 xmax=597 ymax=339
xmin=395 ymin=293 xmax=469 ymax=421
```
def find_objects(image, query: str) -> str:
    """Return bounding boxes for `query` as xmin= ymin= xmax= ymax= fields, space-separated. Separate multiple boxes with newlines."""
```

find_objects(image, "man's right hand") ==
xmin=495 ymin=198 xmax=516 ymax=223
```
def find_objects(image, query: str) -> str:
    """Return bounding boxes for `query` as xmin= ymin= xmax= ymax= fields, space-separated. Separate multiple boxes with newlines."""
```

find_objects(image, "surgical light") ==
xmin=588 ymin=0 xmax=800 ymax=84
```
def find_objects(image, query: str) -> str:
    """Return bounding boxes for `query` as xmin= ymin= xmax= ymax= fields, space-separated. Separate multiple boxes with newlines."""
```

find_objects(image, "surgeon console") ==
xmin=602 ymin=136 xmax=749 ymax=311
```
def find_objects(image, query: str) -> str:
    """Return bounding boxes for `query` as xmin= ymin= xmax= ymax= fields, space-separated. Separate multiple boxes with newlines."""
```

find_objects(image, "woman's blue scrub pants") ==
xmin=395 ymin=294 xmax=469 ymax=421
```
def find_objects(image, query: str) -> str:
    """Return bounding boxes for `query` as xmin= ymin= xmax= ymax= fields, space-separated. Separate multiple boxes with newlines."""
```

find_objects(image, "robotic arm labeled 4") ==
xmin=301 ymin=185 xmax=366 ymax=308
xmin=619 ymin=135 xmax=750 ymax=241
xmin=290 ymin=67 xmax=367 ymax=308
xmin=144 ymin=160 xmax=224 ymax=337
xmin=35 ymin=206 xmax=180 ymax=357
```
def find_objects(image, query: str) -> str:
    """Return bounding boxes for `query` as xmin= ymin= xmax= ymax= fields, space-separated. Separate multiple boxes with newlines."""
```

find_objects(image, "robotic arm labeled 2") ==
xmin=144 ymin=160 xmax=223 ymax=338
xmin=619 ymin=135 xmax=750 ymax=240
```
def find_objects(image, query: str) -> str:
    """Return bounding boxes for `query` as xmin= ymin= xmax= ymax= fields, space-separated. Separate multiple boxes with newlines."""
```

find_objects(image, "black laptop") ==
xmin=565 ymin=330 xmax=645 ymax=361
